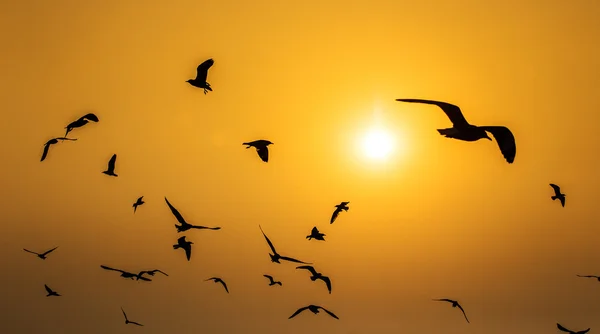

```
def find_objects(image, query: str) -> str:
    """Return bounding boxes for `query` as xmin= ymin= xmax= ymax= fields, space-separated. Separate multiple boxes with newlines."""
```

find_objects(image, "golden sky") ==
xmin=1 ymin=0 xmax=600 ymax=333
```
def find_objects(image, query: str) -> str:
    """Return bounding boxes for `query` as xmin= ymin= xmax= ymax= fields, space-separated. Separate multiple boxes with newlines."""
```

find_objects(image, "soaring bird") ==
xmin=550 ymin=183 xmax=566 ymax=207
xmin=132 ymin=196 xmax=145 ymax=213
xmin=263 ymin=275 xmax=282 ymax=286
xmin=243 ymin=140 xmax=273 ymax=162
xmin=259 ymin=225 xmax=311 ymax=265
xmin=23 ymin=246 xmax=58 ymax=260
xmin=121 ymin=308 xmax=144 ymax=326
xmin=164 ymin=197 xmax=221 ymax=232
xmin=137 ymin=269 xmax=168 ymax=280
xmin=205 ymin=277 xmax=229 ymax=293
xmin=330 ymin=202 xmax=349 ymax=224
xmin=577 ymin=274 xmax=600 ymax=282
xmin=102 ymin=154 xmax=118 ymax=177
xmin=64 ymin=113 xmax=99 ymax=137
xmin=557 ymin=323 xmax=590 ymax=334
xmin=288 ymin=305 xmax=339 ymax=320
xmin=186 ymin=58 xmax=214 ymax=94
xmin=173 ymin=236 xmax=193 ymax=261
xmin=296 ymin=265 xmax=332 ymax=294
xmin=100 ymin=265 xmax=151 ymax=281
xmin=396 ymin=99 xmax=516 ymax=163
xmin=306 ymin=227 xmax=326 ymax=241
xmin=44 ymin=284 xmax=61 ymax=297
xmin=432 ymin=299 xmax=469 ymax=323
xmin=40 ymin=137 xmax=77 ymax=162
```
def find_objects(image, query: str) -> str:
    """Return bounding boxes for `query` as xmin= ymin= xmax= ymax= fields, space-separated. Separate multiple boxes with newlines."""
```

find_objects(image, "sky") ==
xmin=1 ymin=0 xmax=600 ymax=333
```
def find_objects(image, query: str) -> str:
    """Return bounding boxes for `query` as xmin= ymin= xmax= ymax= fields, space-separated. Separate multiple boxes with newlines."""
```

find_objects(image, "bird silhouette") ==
xmin=432 ymin=299 xmax=469 ymax=323
xmin=100 ymin=265 xmax=151 ymax=281
xmin=173 ymin=236 xmax=193 ymax=261
xmin=64 ymin=113 xmax=99 ymax=137
xmin=306 ymin=226 xmax=326 ymax=241
xmin=550 ymin=183 xmax=566 ymax=207
xmin=133 ymin=196 xmax=145 ymax=213
xmin=23 ymin=246 xmax=58 ymax=260
xmin=205 ymin=277 xmax=229 ymax=293
xmin=102 ymin=154 xmax=118 ymax=177
xmin=396 ymin=99 xmax=516 ymax=163
xmin=288 ymin=305 xmax=339 ymax=320
xmin=164 ymin=197 xmax=221 ymax=232
xmin=40 ymin=137 xmax=77 ymax=162
xmin=296 ymin=265 xmax=332 ymax=294
xmin=259 ymin=225 xmax=311 ymax=264
xmin=263 ymin=275 xmax=282 ymax=286
xmin=44 ymin=284 xmax=60 ymax=297
xmin=121 ymin=307 xmax=144 ymax=326
xmin=243 ymin=140 xmax=273 ymax=162
xmin=576 ymin=275 xmax=600 ymax=281
xmin=137 ymin=269 xmax=168 ymax=280
xmin=186 ymin=58 xmax=214 ymax=94
xmin=557 ymin=323 xmax=590 ymax=334
xmin=330 ymin=202 xmax=349 ymax=224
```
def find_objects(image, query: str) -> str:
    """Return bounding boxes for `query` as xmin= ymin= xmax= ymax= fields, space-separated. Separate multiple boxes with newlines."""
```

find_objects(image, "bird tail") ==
xmin=551 ymin=196 xmax=558 ymax=200
xmin=242 ymin=142 xmax=251 ymax=148
xmin=310 ymin=276 xmax=317 ymax=281
xmin=306 ymin=236 xmax=312 ymax=240
xmin=437 ymin=128 xmax=457 ymax=138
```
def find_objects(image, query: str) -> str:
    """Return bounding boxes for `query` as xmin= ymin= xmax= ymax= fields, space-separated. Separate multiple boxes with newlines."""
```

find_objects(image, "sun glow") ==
xmin=360 ymin=127 xmax=396 ymax=161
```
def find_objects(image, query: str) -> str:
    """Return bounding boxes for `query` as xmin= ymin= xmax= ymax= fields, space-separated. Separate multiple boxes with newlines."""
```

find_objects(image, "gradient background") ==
xmin=1 ymin=0 xmax=600 ymax=333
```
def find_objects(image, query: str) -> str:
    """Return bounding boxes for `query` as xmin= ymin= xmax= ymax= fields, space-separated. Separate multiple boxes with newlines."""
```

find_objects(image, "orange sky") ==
xmin=1 ymin=0 xmax=600 ymax=333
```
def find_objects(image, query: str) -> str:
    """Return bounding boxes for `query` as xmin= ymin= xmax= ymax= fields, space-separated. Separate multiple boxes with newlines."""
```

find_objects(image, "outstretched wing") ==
xmin=41 ymin=142 xmax=53 ymax=161
xmin=320 ymin=276 xmax=332 ymax=294
xmin=256 ymin=146 xmax=269 ymax=162
xmin=280 ymin=256 xmax=311 ymax=264
xmin=288 ymin=306 xmax=310 ymax=319
xmin=218 ymin=279 xmax=229 ymax=293
xmin=101 ymin=265 xmax=124 ymax=273
xmin=577 ymin=275 xmax=598 ymax=278
xmin=183 ymin=244 xmax=192 ymax=261
xmin=191 ymin=225 xmax=221 ymax=230
xmin=41 ymin=246 xmax=58 ymax=256
xmin=456 ymin=304 xmax=470 ymax=323
xmin=479 ymin=126 xmax=516 ymax=164
xmin=319 ymin=307 xmax=339 ymax=319
xmin=259 ymin=225 xmax=277 ymax=254
xmin=44 ymin=284 xmax=53 ymax=294
xmin=82 ymin=113 xmax=99 ymax=122
xmin=165 ymin=197 xmax=188 ymax=226
xmin=396 ymin=99 xmax=470 ymax=128
xmin=432 ymin=298 xmax=454 ymax=303
xmin=129 ymin=321 xmax=144 ymax=326
xmin=121 ymin=307 xmax=128 ymax=321
xmin=557 ymin=323 xmax=572 ymax=333
xmin=107 ymin=154 xmax=117 ymax=171
xmin=263 ymin=274 xmax=274 ymax=281
xmin=550 ymin=183 xmax=561 ymax=195
xmin=154 ymin=269 xmax=168 ymax=276
xmin=330 ymin=208 xmax=341 ymax=224
xmin=296 ymin=265 xmax=318 ymax=276
xmin=195 ymin=58 xmax=214 ymax=82
xmin=23 ymin=248 xmax=38 ymax=255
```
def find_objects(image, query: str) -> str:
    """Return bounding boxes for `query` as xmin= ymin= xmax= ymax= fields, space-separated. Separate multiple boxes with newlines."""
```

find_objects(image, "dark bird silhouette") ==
xmin=165 ymin=197 xmax=221 ymax=232
xmin=44 ymin=284 xmax=60 ymax=297
xmin=64 ymin=113 xmax=99 ymax=137
xmin=173 ymin=236 xmax=193 ymax=261
xmin=330 ymin=202 xmax=349 ymax=224
xmin=102 ymin=154 xmax=118 ymax=177
xmin=205 ymin=277 xmax=229 ymax=293
xmin=577 ymin=274 xmax=600 ymax=281
xmin=40 ymin=137 xmax=77 ymax=162
xmin=23 ymin=246 xmax=58 ymax=260
xmin=432 ymin=299 xmax=469 ymax=323
xmin=133 ymin=196 xmax=145 ymax=213
xmin=557 ymin=323 xmax=590 ymax=334
xmin=263 ymin=275 xmax=282 ymax=286
xmin=259 ymin=225 xmax=311 ymax=264
xmin=243 ymin=140 xmax=273 ymax=162
xmin=296 ymin=265 xmax=332 ymax=294
xmin=396 ymin=99 xmax=516 ymax=163
xmin=550 ymin=183 xmax=566 ymax=207
xmin=121 ymin=308 xmax=144 ymax=326
xmin=306 ymin=226 xmax=326 ymax=241
xmin=100 ymin=265 xmax=151 ymax=281
xmin=186 ymin=58 xmax=214 ymax=94
xmin=137 ymin=269 xmax=168 ymax=280
xmin=289 ymin=305 xmax=339 ymax=320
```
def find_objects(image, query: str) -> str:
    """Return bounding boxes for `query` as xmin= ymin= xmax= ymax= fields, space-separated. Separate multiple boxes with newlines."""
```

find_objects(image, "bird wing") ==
xmin=155 ymin=269 xmax=168 ymax=276
xmin=577 ymin=275 xmax=597 ymax=278
xmin=184 ymin=244 xmax=192 ymax=261
xmin=549 ymin=183 xmax=561 ymax=194
xmin=557 ymin=323 xmax=572 ymax=333
xmin=296 ymin=265 xmax=318 ymax=276
xmin=218 ymin=279 xmax=229 ymax=293
xmin=280 ymin=256 xmax=311 ymax=264
xmin=121 ymin=307 xmax=128 ymax=321
xmin=311 ymin=226 xmax=319 ymax=234
xmin=191 ymin=225 xmax=221 ymax=230
xmin=263 ymin=274 xmax=274 ymax=281
xmin=44 ymin=284 xmax=53 ymax=294
xmin=318 ymin=307 xmax=339 ymax=319
xmin=165 ymin=197 xmax=188 ymax=226
xmin=137 ymin=276 xmax=152 ymax=282
xmin=396 ymin=99 xmax=470 ymax=128
xmin=330 ymin=208 xmax=341 ymax=224
xmin=107 ymin=154 xmax=117 ymax=171
xmin=41 ymin=142 xmax=52 ymax=161
xmin=23 ymin=249 xmax=39 ymax=255
xmin=259 ymin=225 xmax=277 ymax=254
xmin=195 ymin=58 xmax=214 ymax=82
xmin=82 ymin=113 xmax=99 ymax=122
xmin=456 ymin=303 xmax=470 ymax=323
xmin=560 ymin=197 xmax=566 ymax=207
xmin=579 ymin=329 xmax=591 ymax=334
xmin=41 ymin=246 xmax=58 ymax=256
xmin=479 ymin=126 xmax=516 ymax=163
xmin=256 ymin=146 xmax=269 ymax=162
xmin=101 ymin=265 xmax=125 ymax=273
xmin=129 ymin=321 xmax=144 ymax=326
xmin=320 ymin=276 xmax=332 ymax=294
xmin=289 ymin=306 xmax=310 ymax=319
xmin=433 ymin=298 xmax=454 ymax=303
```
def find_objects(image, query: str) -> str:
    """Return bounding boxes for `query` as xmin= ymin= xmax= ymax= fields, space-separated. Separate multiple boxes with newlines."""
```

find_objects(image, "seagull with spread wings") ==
xmin=205 ymin=277 xmax=229 ymax=293
xmin=102 ymin=154 xmax=118 ymax=177
xmin=44 ymin=284 xmax=61 ymax=297
xmin=577 ymin=274 xmax=600 ymax=282
xmin=121 ymin=307 xmax=144 ymax=326
xmin=173 ymin=236 xmax=193 ymax=261
xmin=550 ymin=183 xmax=566 ymax=207
xmin=243 ymin=140 xmax=273 ymax=162
xmin=186 ymin=58 xmax=214 ymax=94
xmin=259 ymin=225 xmax=311 ymax=265
xmin=132 ymin=196 xmax=145 ymax=213
xmin=330 ymin=202 xmax=349 ymax=224
xmin=263 ymin=275 xmax=282 ymax=286
xmin=288 ymin=305 xmax=339 ymax=320
xmin=296 ymin=265 xmax=332 ymax=294
xmin=137 ymin=269 xmax=168 ymax=280
xmin=432 ymin=298 xmax=470 ymax=323
xmin=100 ymin=265 xmax=151 ymax=281
xmin=64 ymin=113 xmax=99 ymax=137
xmin=306 ymin=227 xmax=326 ymax=241
xmin=165 ymin=197 xmax=221 ymax=232
xmin=23 ymin=246 xmax=58 ymax=260
xmin=557 ymin=323 xmax=590 ymax=334
xmin=40 ymin=137 xmax=77 ymax=162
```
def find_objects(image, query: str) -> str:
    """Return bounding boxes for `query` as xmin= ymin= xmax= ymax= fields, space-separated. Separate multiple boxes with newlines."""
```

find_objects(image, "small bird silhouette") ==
xmin=243 ymin=140 xmax=273 ymax=162
xmin=132 ymin=196 xmax=145 ymax=213
xmin=164 ymin=197 xmax=221 ymax=232
xmin=173 ymin=236 xmax=193 ymax=261
xmin=296 ymin=265 xmax=332 ymax=294
xmin=576 ymin=275 xmax=600 ymax=281
xmin=44 ymin=284 xmax=61 ymax=297
xmin=288 ymin=305 xmax=339 ymax=320
xmin=102 ymin=154 xmax=118 ymax=177
xmin=557 ymin=323 xmax=590 ymax=334
xmin=23 ymin=246 xmax=58 ymax=260
xmin=64 ymin=113 xmax=99 ymax=137
xmin=396 ymin=99 xmax=516 ymax=163
xmin=550 ymin=183 xmax=566 ymax=207
xmin=331 ymin=202 xmax=349 ymax=224
xmin=137 ymin=269 xmax=168 ymax=280
xmin=187 ymin=58 xmax=214 ymax=94
xmin=121 ymin=307 xmax=144 ymax=326
xmin=306 ymin=227 xmax=326 ymax=241
xmin=432 ymin=298 xmax=469 ymax=323
xmin=259 ymin=225 xmax=311 ymax=264
xmin=263 ymin=275 xmax=282 ymax=286
xmin=205 ymin=277 xmax=229 ymax=293
xmin=40 ymin=137 xmax=77 ymax=162
xmin=100 ymin=265 xmax=151 ymax=281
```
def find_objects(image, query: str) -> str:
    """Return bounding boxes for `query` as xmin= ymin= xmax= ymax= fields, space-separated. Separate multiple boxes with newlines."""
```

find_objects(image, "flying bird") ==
xmin=306 ymin=227 xmax=326 ymax=241
xmin=186 ymin=58 xmax=214 ymax=94
xmin=137 ymin=269 xmax=168 ymax=280
xmin=296 ymin=266 xmax=332 ymax=294
xmin=577 ymin=275 xmax=600 ymax=282
xmin=173 ymin=236 xmax=193 ymax=261
xmin=64 ymin=112 xmax=99 ymax=137
xmin=40 ymin=137 xmax=77 ymax=162
xmin=396 ymin=99 xmax=516 ymax=163
xmin=121 ymin=308 xmax=144 ymax=326
xmin=550 ymin=183 xmax=566 ymax=207
xmin=330 ymin=202 xmax=349 ymax=224
xmin=259 ymin=225 xmax=311 ymax=265
xmin=100 ymin=265 xmax=151 ymax=281
xmin=132 ymin=196 xmax=145 ymax=213
xmin=23 ymin=246 xmax=58 ymax=260
xmin=205 ymin=277 xmax=229 ymax=293
xmin=263 ymin=275 xmax=282 ymax=286
xmin=432 ymin=299 xmax=469 ymax=323
xmin=243 ymin=140 xmax=273 ymax=162
xmin=44 ymin=284 xmax=61 ymax=297
xmin=102 ymin=154 xmax=118 ymax=177
xmin=288 ymin=305 xmax=339 ymax=320
xmin=557 ymin=323 xmax=590 ymax=334
xmin=165 ymin=197 xmax=221 ymax=232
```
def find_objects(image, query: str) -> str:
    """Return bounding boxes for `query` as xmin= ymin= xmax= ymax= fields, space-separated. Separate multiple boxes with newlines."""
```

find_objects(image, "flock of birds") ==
xmin=30 ymin=58 xmax=590 ymax=332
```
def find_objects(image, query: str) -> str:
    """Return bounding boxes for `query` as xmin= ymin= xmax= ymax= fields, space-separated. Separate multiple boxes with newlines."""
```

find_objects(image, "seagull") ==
xmin=296 ymin=266 xmax=332 ymax=294
xmin=243 ymin=140 xmax=273 ymax=162
xmin=137 ymin=269 xmax=168 ymax=280
xmin=100 ymin=265 xmax=151 ymax=281
xmin=173 ymin=236 xmax=193 ymax=261
xmin=44 ymin=284 xmax=61 ymax=297
xmin=165 ymin=197 xmax=221 ymax=232
xmin=577 ymin=275 xmax=600 ymax=281
xmin=102 ymin=154 xmax=118 ymax=177
xmin=64 ymin=113 xmax=99 ymax=137
xmin=259 ymin=225 xmax=311 ymax=265
xmin=330 ymin=202 xmax=349 ymax=224
xmin=186 ymin=58 xmax=214 ymax=94
xmin=205 ymin=277 xmax=229 ymax=293
xmin=550 ymin=184 xmax=566 ymax=207
xmin=557 ymin=323 xmax=590 ymax=334
xmin=40 ymin=137 xmax=77 ymax=162
xmin=23 ymin=246 xmax=58 ymax=260
xmin=432 ymin=299 xmax=469 ymax=323
xmin=263 ymin=275 xmax=282 ymax=286
xmin=121 ymin=307 xmax=144 ymax=326
xmin=132 ymin=196 xmax=145 ymax=213
xmin=306 ymin=227 xmax=326 ymax=241
xmin=288 ymin=305 xmax=339 ymax=320
xmin=396 ymin=99 xmax=516 ymax=164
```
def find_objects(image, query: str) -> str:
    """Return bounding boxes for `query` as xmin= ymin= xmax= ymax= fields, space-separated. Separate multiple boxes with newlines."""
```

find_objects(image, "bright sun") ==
xmin=360 ymin=127 xmax=395 ymax=161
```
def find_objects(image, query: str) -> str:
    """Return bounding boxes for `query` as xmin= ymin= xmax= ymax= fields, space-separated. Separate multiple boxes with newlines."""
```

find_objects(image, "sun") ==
xmin=360 ymin=127 xmax=395 ymax=161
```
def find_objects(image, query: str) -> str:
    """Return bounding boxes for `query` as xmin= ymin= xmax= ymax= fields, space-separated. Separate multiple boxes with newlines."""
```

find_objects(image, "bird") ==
xmin=64 ymin=112 xmax=99 ymax=137
xmin=40 ymin=137 xmax=77 ymax=162
xmin=100 ymin=265 xmax=151 ymax=281
xmin=550 ymin=183 xmax=566 ymax=207
xmin=102 ymin=154 xmax=118 ymax=177
xmin=288 ymin=305 xmax=339 ymax=320
xmin=186 ymin=58 xmax=214 ymax=94
xmin=259 ymin=225 xmax=311 ymax=264
xmin=23 ymin=246 xmax=58 ymax=260
xmin=296 ymin=265 xmax=332 ymax=294
xmin=173 ymin=236 xmax=193 ymax=261
xmin=432 ymin=299 xmax=469 ymax=323
xmin=557 ymin=323 xmax=590 ymax=334
xmin=396 ymin=99 xmax=517 ymax=163
xmin=205 ymin=277 xmax=229 ymax=293
xmin=165 ymin=197 xmax=221 ymax=232
xmin=576 ymin=275 xmax=600 ymax=281
xmin=330 ymin=202 xmax=349 ymax=224
xmin=306 ymin=227 xmax=326 ymax=241
xmin=263 ymin=275 xmax=282 ymax=286
xmin=243 ymin=140 xmax=273 ymax=162
xmin=121 ymin=307 xmax=144 ymax=326
xmin=132 ymin=196 xmax=145 ymax=213
xmin=137 ymin=269 xmax=168 ymax=280
xmin=44 ymin=284 xmax=60 ymax=297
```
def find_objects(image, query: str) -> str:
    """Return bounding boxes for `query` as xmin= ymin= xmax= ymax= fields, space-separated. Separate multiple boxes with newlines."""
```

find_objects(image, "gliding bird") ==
xmin=330 ymin=202 xmax=349 ymax=224
xmin=259 ymin=225 xmax=311 ymax=264
xmin=263 ymin=275 xmax=282 ymax=286
xmin=577 ymin=274 xmax=600 ymax=282
xmin=550 ymin=183 xmax=566 ymax=207
xmin=137 ymin=269 xmax=168 ymax=280
xmin=102 ymin=154 xmax=118 ymax=177
xmin=40 ymin=137 xmax=77 ymax=162
xmin=133 ymin=196 xmax=145 ymax=213
xmin=205 ymin=277 xmax=229 ymax=293
xmin=432 ymin=298 xmax=470 ymax=323
xmin=557 ymin=323 xmax=590 ymax=334
xmin=243 ymin=140 xmax=273 ymax=162
xmin=164 ymin=197 xmax=221 ymax=232
xmin=23 ymin=246 xmax=58 ymax=260
xmin=288 ymin=305 xmax=339 ymax=320
xmin=44 ymin=284 xmax=61 ymax=297
xmin=121 ymin=308 xmax=144 ymax=326
xmin=64 ymin=113 xmax=99 ymax=137
xmin=173 ymin=236 xmax=193 ymax=261
xmin=100 ymin=265 xmax=151 ymax=281
xmin=296 ymin=265 xmax=332 ymax=293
